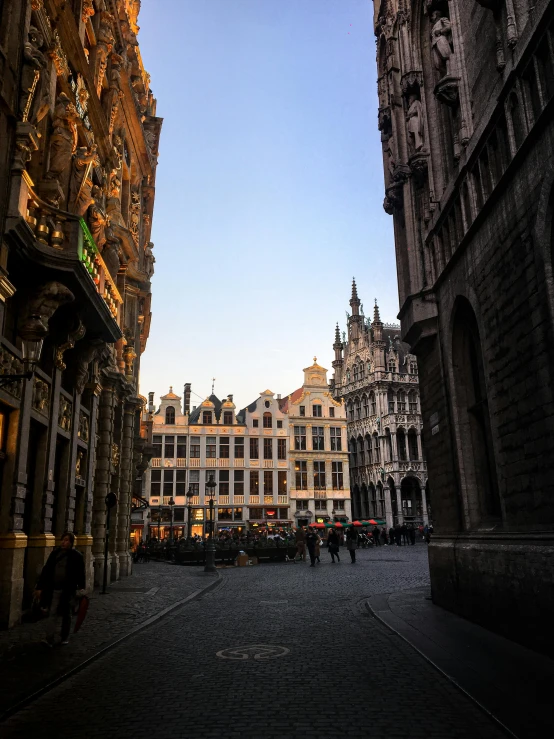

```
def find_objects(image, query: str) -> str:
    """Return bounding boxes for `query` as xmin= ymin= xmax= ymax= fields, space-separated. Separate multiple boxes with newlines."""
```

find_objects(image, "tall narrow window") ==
xmin=314 ymin=461 xmax=326 ymax=490
xmin=263 ymin=412 xmax=272 ymax=428
xmin=312 ymin=426 xmax=325 ymax=451
xmin=294 ymin=426 xmax=306 ymax=450
xmin=295 ymin=461 xmax=307 ymax=490
xmin=277 ymin=438 xmax=287 ymax=460
xmin=332 ymin=462 xmax=343 ymax=490
xmin=312 ymin=404 xmax=322 ymax=417
xmin=202 ymin=411 xmax=212 ymax=425
xmin=219 ymin=470 xmax=229 ymax=496
xmin=299 ymin=406 xmax=306 ymax=417
xmin=234 ymin=470 xmax=244 ymax=496
xmin=264 ymin=470 xmax=273 ymax=494
xmin=250 ymin=470 xmax=259 ymax=495
xmin=176 ymin=470 xmax=186 ymax=496
xmin=388 ymin=390 xmax=395 ymax=414
xmin=330 ymin=427 xmax=342 ymax=451
xmin=164 ymin=436 xmax=174 ymax=459
xmin=278 ymin=471 xmax=287 ymax=494
xmin=150 ymin=469 xmax=161 ymax=496
xmin=234 ymin=436 xmax=244 ymax=458
xmin=165 ymin=406 xmax=175 ymax=424
xmin=176 ymin=436 xmax=186 ymax=458
xmin=152 ymin=435 xmax=162 ymax=458
xmin=263 ymin=438 xmax=273 ymax=460
xmin=249 ymin=438 xmax=259 ymax=460
xmin=219 ymin=436 xmax=230 ymax=458
xmin=223 ymin=411 xmax=233 ymax=425
xmin=329 ymin=407 xmax=335 ymax=418
xmin=397 ymin=430 xmax=407 ymax=461
xmin=408 ymin=430 xmax=419 ymax=460
xmin=190 ymin=436 xmax=200 ymax=458
xmin=206 ymin=437 xmax=216 ymax=458
xmin=370 ymin=393 xmax=376 ymax=415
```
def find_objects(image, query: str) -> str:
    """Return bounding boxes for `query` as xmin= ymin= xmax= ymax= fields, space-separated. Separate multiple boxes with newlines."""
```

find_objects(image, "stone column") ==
xmin=116 ymin=397 xmax=136 ymax=577
xmin=416 ymin=431 xmax=423 ymax=461
xmin=421 ymin=484 xmax=429 ymax=525
xmin=383 ymin=484 xmax=394 ymax=530
xmin=92 ymin=381 xmax=116 ymax=587
xmin=109 ymin=385 xmax=124 ymax=582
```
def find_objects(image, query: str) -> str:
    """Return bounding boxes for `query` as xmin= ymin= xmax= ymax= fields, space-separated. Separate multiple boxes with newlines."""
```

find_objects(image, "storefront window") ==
xmin=218 ymin=507 xmax=233 ymax=520
xmin=234 ymin=507 xmax=243 ymax=520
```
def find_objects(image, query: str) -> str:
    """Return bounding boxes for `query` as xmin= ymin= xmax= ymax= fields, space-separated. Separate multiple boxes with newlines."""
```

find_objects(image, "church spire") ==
xmin=373 ymin=298 xmax=382 ymax=325
xmin=333 ymin=322 xmax=341 ymax=348
xmin=350 ymin=277 xmax=360 ymax=316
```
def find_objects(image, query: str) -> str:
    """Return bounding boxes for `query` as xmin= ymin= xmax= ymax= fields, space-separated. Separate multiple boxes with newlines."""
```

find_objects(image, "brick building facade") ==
xmin=0 ymin=0 xmax=161 ymax=626
xmin=373 ymin=0 xmax=554 ymax=654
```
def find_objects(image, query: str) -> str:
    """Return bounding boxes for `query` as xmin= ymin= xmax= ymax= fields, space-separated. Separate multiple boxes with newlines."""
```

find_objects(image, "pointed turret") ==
xmin=332 ymin=322 xmax=344 ymax=389
xmin=350 ymin=277 xmax=360 ymax=316
xmin=372 ymin=298 xmax=386 ymax=372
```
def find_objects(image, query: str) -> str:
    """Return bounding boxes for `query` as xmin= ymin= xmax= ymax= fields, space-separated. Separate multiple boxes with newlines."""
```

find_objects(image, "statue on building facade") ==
xmin=45 ymin=93 xmax=79 ymax=183
xmin=20 ymin=26 xmax=50 ymax=125
xmin=406 ymin=94 xmax=425 ymax=152
xmin=89 ymin=185 xmax=109 ymax=249
xmin=430 ymin=11 xmax=453 ymax=75
xmin=93 ymin=12 xmax=115 ymax=95
xmin=70 ymin=145 xmax=100 ymax=217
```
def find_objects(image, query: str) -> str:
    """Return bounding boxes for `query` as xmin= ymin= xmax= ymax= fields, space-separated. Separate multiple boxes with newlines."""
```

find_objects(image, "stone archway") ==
xmin=400 ymin=475 xmax=423 ymax=524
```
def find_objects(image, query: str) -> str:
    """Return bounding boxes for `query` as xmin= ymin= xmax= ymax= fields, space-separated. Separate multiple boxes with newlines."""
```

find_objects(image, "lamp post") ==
xmin=0 ymin=331 xmax=44 ymax=387
xmin=186 ymin=486 xmax=194 ymax=539
xmin=157 ymin=506 xmax=163 ymax=539
xmin=168 ymin=497 xmax=175 ymax=541
xmin=331 ymin=507 xmax=336 ymax=523
xmin=204 ymin=475 xmax=217 ymax=573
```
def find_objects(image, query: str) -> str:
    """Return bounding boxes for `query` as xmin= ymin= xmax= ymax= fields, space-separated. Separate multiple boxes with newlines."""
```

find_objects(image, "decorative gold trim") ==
xmin=27 ymin=534 xmax=56 ymax=547
xmin=0 ymin=533 xmax=28 ymax=549
xmin=75 ymin=535 xmax=94 ymax=547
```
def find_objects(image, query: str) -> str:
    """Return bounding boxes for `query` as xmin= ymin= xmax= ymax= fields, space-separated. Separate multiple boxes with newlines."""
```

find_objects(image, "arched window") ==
xmin=362 ymin=395 xmax=369 ymax=417
xmin=373 ymin=432 xmax=380 ymax=463
xmin=365 ymin=434 xmax=373 ymax=465
xmin=508 ymin=91 xmax=526 ymax=151
xmin=388 ymin=359 xmax=396 ymax=373
xmin=349 ymin=438 xmax=357 ymax=468
xmin=408 ymin=429 xmax=419 ymax=460
xmin=353 ymin=364 xmax=359 ymax=382
xmin=398 ymin=392 xmax=407 ymax=413
xmin=165 ymin=406 xmax=175 ymax=424
xmin=397 ymin=429 xmax=407 ymax=461
xmin=387 ymin=389 xmax=395 ymax=414
xmin=385 ymin=428 xmax=393 ymax=461
xmin=452 ymin=298 xmax=500 ymax=523
xmin=263 ymin=412 xmax=272 ymax=428
xmin=357 ymin=437 xmax=365 ymax=466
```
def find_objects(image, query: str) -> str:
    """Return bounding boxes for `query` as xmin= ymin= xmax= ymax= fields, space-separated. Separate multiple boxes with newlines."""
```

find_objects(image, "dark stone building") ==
xmin=0 ymin=0 xmax=161 ymax=626
xmin=373 ymin=0 xmax=554 ymax=655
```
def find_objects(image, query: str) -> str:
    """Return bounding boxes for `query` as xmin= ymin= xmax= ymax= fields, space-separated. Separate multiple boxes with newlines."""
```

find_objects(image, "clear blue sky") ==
xmin=137 ymin=0 xmax=397 ymax=411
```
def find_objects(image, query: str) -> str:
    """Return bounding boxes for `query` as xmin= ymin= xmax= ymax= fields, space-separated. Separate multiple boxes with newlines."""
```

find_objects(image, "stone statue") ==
xmin=104 ymin=52 xmax=124 ymax=134
xmin=70 ymin=145 xmax=100 ymax=217
xmin=89 ymin=186 xmax=109 ymax=249
xmin=430 ymin=12 xmax=453 ymax=75
xmin=20 ymin=27 xmax=50 ymax=124
xmin=45 ymin=93 xmax=79 ymax=183
xmin=75 ymin=339 xmax=104 ymax=394
xmin=144 ymin=241 xmax=155 ymax=278
xmin=406 ymin=94 xmax=425 ymax=152
xmin=93 ymin=11 xmax=115 ymax=94
xmin=19 ymin=281 xmax=75 ymax=345
xmin=102 ymin=224 xmax=122 ymax=278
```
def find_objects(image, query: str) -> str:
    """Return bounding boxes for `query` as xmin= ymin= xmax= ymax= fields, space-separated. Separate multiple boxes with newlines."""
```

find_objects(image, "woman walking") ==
xmin=346 ymin=526 xmax=358 ymax=563
xmin=314 ymin=532 xmax=322 ymax=563
xmin=327 ymin=528 xmax=340 ymax=563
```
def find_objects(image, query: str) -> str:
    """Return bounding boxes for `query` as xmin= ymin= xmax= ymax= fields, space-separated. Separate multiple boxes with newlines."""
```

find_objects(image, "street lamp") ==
xmin=186 ymin=486 xmax=194 ymax=539
xmin=168 ymin=497 xmax=175 ymax=541
xmin=331 ymin=507 xmax=336 ymax=522
xmin=204 ymin=475 xmax=217 ymax=573
xmin=157 ymin=506 xmax=163 ymax=539
xmin=0 ymin=328 xmax=44 ymax=387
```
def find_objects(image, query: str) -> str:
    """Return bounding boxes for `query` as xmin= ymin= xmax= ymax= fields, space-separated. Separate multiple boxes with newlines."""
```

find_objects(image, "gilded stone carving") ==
xmin=70 ymin=145 xmax=100 ymax=217
xmin=129 ymin=189 xmax=141 ymax=246
xmin=89 ymin=186 xmax=109 ymax=250
xmin=82 ymin=0 xmax=95 ymax=23
xmin=32 ymin=377 xmax=50 ymax=414
xmin=58 ymin=396 xmax=72 ymax=431
xmin=93 ymin=12 xmax=115 ymax=95
xmin=49 ymin=31 xmax=70 ymax=78
xmin=75 ymin=449 xmax=85 ymax=477
xmin=78 ymin=412 xmax=90 ymax=442
xmin=0 ymin=345 xmax=24 ymax=398
xmin=104 ymin=53 xmax=124 ymax=135
xmin=55 ymin=319 xmax=85 ymax=371
xmin=44 ymin=94 xmax=79 ymax=184
xmin=75 ymin=339 xmax=105 ymax=394
xmin=20 ymin=27 xmax=50 ymax=125
xmin=20 ymin=282 xmax=75 ymax=345
xmin=112 ymin=443 xmax=120 ymax=467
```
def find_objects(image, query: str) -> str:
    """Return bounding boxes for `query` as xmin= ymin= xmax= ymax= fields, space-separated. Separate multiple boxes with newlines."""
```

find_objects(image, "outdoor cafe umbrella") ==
xmin=352 ymin=521 xmax=363 ymax=527
xmin=324 ymin=522 xmax=335 ymax=528
xmin=312 ymin=523 xmax=326 ymax=528
xmin=367 ymin=519 xmax=379 ymax=526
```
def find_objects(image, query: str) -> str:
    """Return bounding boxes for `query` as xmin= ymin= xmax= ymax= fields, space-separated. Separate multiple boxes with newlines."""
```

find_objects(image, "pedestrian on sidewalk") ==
xmin=327 ymin=529 xmax=340 ymax=563
xmin=381 ymin=528 xmax=388 ymax=546
xmin=409 ymin=524 xmax=416 ymax=545
xmin=294 ymin=527 xmax=306 ymax=562
xmin=372 ymin=526 xmax=381 ymax=545
xmin=346 ymin=527 xmax=358 ymax=563
xmin=306 ymin=529 xmax=318 ymax=567
xmin=389 ymin=526 xmax=395 ymax=545
xmin=34 ymin=532 xmax=86 ymax=646
xmin=401 ymin=523 xmax=409 ymax=545
xmin=395 ymin=524 xmax=402 ymax=546
xmin=314 ymin=533 xmax=322 ymax=563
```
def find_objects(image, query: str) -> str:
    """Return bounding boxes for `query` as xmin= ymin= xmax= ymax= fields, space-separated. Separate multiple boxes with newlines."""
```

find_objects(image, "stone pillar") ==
xmin=383 ymin=484 xmax=394 ymax=530
xmin=116 ymin=398 xmax=136 ymax=577
xmin=79 ymin=383 xmax=101 ymax=590
xmin=421 ymin=484 xmax=429 ymax=525
xmin=92 ymin=382 xmax=116 ymax=587
xmin=109 ymin=388 xmax=123 ymax=582
xmin=391 ymin=430 xmax=398 ymax=461
xmin=417 ymin=431 xmax=423 ymax=461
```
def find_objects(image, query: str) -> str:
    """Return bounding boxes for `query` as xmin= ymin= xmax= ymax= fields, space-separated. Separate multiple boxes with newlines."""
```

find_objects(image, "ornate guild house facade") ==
xmin=0 ymin=0 xmax=161 ymax=626
xmin=373 ymin=0 xmax=554 ymax=654
xmin=331 ymin=282 xmax=428 ymax=529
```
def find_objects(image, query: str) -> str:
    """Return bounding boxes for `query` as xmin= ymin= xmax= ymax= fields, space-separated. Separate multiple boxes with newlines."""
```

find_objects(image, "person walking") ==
xmin=389 ymin=526 xmax=395 ymax=546
xmin=294 ymin=527 xmax=306 ymax=562
xmin=34 ymin=532 xmax=86 ymax=646
xmin=327 ymin=528 xmax=340 ymax=563
xmin=306 ymin=528 xmax=318 ymax=567
xmin=401 ymin=523 xmax=409 ymax=545
xmin=381 ymin=528 xmax=388 ymax=546
xmin=314 ymin=532 xmax=322 ymax=563
xmin=346 ymin=526 xmax=358 ymax=563
xmin=372 ymin=526 xmax=381 ymax=545
xmin=409 ymin=524 xmax=416 ymax=545
xmin=395 ymin=524 xmax=402 ymax=546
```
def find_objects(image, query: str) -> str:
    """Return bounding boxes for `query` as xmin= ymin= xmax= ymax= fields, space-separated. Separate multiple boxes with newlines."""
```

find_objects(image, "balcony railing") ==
xmin=234 ymin=495 xmax=245 ymax=505
xmin=219 ymin=496 xmax=230 ymax=505
xmin=151 ymin=458 xmax=161 ymax=467
xmin=250 ymin=496 xmax=260 ymax=504
xmin=176 ymin=458 xmax=186 ymax=467
xmin=278 ymin=495 xmax=287 ymax=504
xmin=263 ymin=460 xmax=273 ymax=468
xmin=206 ymin=458 xmax=216 ymax=467
xmin=234 ymin=459 xmax=245 ymax=467
xmin=190 ymin=458 xmax=200 ymax=467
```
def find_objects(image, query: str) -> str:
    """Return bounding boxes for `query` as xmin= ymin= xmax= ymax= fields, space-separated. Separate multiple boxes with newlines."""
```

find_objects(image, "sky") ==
xmin=137 ymin=0 xmax=397 ymax=411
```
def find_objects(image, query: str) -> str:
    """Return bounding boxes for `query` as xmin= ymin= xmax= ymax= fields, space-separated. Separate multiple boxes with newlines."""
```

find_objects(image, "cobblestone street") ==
xmin=1 ymin=545 xmax=511 ymax=738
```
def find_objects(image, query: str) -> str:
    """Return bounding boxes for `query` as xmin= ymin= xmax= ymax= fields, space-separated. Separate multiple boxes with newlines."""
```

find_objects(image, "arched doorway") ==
xmin=360 ymin=483 xmax=369 ymax=519
xmin=351 ymin=484 xmax=361 ymax=520
xmin=400 ymin=476 xmax=423 ymax=524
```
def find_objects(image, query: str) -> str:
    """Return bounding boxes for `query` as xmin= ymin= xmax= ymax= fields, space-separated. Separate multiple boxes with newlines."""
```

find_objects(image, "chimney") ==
xmin=184 ymin=383 xmax=191 ymax=415
xmin=192 ymin=405 xmax=197 ymax=412
xmin=227 ymin=394 xmax=233 ymax=402
xmin=148 ymin=392 xmax=154 ymax=412
xmin=277 ymin=394 xmax=281 ymax=400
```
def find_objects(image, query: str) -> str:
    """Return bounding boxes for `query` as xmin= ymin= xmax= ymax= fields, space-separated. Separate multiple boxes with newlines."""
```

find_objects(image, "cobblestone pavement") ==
xmin=2 ymin=544 xmax=507 ymax=738
xmin=0 ymin=562 xmax=217 ymax=714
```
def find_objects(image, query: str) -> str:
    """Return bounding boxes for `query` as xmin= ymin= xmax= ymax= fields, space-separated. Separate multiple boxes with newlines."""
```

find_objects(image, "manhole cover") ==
xmin=216 ymin=644 xmax=290 ymax=660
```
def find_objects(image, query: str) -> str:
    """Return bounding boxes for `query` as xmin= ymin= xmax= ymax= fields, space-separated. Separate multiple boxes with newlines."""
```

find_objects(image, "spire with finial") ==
xmin=373 ymin=298 xmax=382 ymax=325
xmin=333 ymin=322 xmax=341 ymax=348
xmin=350 ymin=277 xmax=360 ymax=316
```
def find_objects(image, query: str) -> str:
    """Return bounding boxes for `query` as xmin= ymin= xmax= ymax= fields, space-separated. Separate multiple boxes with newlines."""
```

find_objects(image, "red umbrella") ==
xmin=334 ymin=522 xmax=343 ymax=528
xmin=352 ymin=520 xmax=363 ymax=527
xmin=367 ymin=519 xmax=378 ymax=525
xmin=312 ymin=522 xmax=325 ymax=528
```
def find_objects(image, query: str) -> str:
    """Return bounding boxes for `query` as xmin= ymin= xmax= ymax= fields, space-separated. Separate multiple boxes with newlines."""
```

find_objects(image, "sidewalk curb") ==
xmin=365 ymin=599 xmax=518 ymax=739
xmin=0 ymin=571 xmax=222 ymax=723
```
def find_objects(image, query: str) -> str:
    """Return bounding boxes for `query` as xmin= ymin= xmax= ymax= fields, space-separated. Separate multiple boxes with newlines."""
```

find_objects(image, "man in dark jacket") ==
xmin=306 ymin=529 xmax=318 ymax=567
xmin=35 ymin=531 xmax=86 ymax=645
